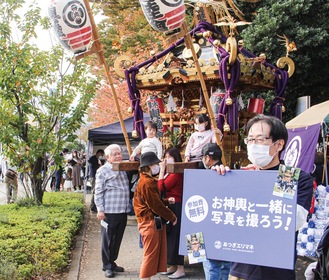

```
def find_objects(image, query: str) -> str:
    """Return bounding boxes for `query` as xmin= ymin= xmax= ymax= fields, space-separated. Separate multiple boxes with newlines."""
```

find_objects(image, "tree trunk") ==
xmin=33 ymin=157 xmax=45 ymax=204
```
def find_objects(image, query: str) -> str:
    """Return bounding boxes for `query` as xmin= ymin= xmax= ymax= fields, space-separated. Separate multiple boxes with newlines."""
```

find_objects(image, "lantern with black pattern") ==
xmin=48 ymin=0 xmax=92 ymax=54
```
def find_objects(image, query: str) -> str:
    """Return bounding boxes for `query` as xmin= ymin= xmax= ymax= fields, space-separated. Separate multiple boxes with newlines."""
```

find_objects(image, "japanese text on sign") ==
xmin=186 ymin=196 xmax=293 ymax=231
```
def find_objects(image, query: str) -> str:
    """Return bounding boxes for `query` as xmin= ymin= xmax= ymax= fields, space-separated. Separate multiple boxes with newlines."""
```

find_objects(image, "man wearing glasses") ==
xmin=222 ymin=114 xmax=314 ymax=280
xmin=95 ymin=144 xmax=131 ymax=278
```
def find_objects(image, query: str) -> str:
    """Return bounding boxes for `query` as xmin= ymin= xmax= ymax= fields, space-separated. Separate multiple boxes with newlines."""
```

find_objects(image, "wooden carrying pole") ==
xmin=182 ymin=22 xmax=226 ymax=165
xmin=78 ymin=0 xmax=132 ymax=155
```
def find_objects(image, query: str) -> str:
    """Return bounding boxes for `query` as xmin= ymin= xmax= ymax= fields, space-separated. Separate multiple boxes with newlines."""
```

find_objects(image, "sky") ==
xmin=38 ymin=4 xmax=55 ymax=50
xmin=11 ymin=1 xmax=57 ymax=51
xmin=29 ymin=0 xmax=54 ymax=50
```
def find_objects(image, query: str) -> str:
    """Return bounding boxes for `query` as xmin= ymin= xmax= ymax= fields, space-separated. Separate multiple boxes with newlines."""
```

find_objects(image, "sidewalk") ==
xmin=71 ymin=194 xmax=314 ymax=280
xmin=75 ymin=194 xmax=205 ymax=280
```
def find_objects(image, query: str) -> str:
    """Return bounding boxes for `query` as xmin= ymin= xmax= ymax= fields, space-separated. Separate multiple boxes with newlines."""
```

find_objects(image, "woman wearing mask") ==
xmin=134 ymin=152 xmax=177 ymax=280
xmin=158 ymin=147 xmax=186 ymax=278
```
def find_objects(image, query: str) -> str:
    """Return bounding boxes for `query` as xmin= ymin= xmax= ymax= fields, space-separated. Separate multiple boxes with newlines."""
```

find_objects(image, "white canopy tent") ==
xmin=286 ymin=100 xmax=329 ymax=129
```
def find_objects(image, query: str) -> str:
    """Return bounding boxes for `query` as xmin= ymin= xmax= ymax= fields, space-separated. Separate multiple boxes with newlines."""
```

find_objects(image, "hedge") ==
xmin=0 ymin=192 xmax=84 ymax=279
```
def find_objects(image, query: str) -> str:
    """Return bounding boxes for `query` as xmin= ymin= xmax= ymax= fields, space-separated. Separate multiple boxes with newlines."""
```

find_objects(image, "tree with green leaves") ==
xmin=0 ymin=0 xmax=98 ymax=203
xmin=237 ymin=0 xmax=329 ymax=121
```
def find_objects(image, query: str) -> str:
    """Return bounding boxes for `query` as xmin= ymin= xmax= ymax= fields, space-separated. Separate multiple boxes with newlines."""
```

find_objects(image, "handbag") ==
xmin=154 ymin=215 xmax=164 ymax=230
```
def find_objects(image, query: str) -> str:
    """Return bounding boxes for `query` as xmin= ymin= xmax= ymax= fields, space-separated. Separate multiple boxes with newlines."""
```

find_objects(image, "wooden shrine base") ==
xmin=112 ymin=162 xmax=140 ymax=171
xmin=166 ymin=162 xmax=199 ymax=173
xmin=111 ymin=161 xmax=199 ymax=173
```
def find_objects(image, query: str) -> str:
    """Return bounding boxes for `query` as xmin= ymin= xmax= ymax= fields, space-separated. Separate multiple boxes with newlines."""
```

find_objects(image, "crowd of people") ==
xmin=48 ymin=148 xmax=105 ymax=193
xmin=49 ymin=148 xmax=85 ymax=192
xmin=90 ymin=114 xmax=321 ymax=280
xmin=1 ymin=148 xmax=99 ymax=203
xmin=1 ymin=113 xmax=326 ymax=280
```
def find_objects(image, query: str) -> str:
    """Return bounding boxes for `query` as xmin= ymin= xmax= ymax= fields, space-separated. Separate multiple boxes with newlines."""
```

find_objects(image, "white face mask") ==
xmin=247 ymin=143 xmax=277 ymax=168
xmin=166 ymin=158 xmax=174 ymax=164
xmin=195 ymin=123 xmax=206 ymax=132
xmin=150 ymin=165 xmax=160 ymax=175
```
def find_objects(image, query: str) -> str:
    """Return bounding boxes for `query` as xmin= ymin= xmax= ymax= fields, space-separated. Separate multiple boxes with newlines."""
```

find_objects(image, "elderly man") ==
xmin=201 ymin=143 xmax=231 ymax=280
xmin=95 ymin=144 xmax=131 ymax=278
xmin=226 ymin=115 xmax=314 ymax=280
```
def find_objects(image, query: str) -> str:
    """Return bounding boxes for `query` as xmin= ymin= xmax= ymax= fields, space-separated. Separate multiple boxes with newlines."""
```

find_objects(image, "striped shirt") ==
xmin=94 ymin=162 xmax=131 ymax=214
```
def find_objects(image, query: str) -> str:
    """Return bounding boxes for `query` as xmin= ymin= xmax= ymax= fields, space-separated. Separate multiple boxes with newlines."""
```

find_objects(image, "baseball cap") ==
xmin=202 ymin=143 xmax=222 ymax=158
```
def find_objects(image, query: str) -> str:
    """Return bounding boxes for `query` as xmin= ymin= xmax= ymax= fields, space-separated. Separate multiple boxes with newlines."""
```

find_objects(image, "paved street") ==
xmin=0 ymin=182 xmax=7 ymax=205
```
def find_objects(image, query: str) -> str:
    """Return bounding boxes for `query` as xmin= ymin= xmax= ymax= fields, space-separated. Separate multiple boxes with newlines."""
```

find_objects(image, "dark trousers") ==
xmin=90 ymin=195 xmax=96 ymax=211
xmin=101 ymin=213 xmax=127 ymax=270
xmin=89 ymin=178 xmax=97 ymax=211
xmin=167 ymin=202 xmax=184 ymax=266
xmin=54 ymin=170 xmax=62 ymax=191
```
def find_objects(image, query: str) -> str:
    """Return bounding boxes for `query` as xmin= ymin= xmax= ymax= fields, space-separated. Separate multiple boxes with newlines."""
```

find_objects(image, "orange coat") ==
xmin=133 ymin=172 xmax=176 ymax=223
xmin=134 ymin=172 xmax=177 ymax=278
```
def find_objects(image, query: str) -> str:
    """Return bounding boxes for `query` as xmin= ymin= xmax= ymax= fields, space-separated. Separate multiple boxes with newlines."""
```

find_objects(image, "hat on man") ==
xmin=140 ymin=152 xmax=161 ymax=168
xmin=202 ymin=143 xmax=222 ymax=158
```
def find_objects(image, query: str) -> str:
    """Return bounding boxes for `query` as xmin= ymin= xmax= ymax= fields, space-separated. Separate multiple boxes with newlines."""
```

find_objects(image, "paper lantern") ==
xmin=48 ymin=0 xmax=92 ymax=54
xmin=139 ymin=0 xmax=185 ymax=34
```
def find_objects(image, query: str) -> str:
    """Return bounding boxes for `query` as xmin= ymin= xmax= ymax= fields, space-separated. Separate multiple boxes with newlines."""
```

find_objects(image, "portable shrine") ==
xmin=115 ymin=0 xmax=295 ymax=168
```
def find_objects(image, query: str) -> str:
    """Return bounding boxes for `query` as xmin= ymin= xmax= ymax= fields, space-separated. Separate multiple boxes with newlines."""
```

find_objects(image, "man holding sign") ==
xmin=228 ymin=115 xmax=313 ymax=280
xmin=201 ymin=143 xmax=231 ymax=280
